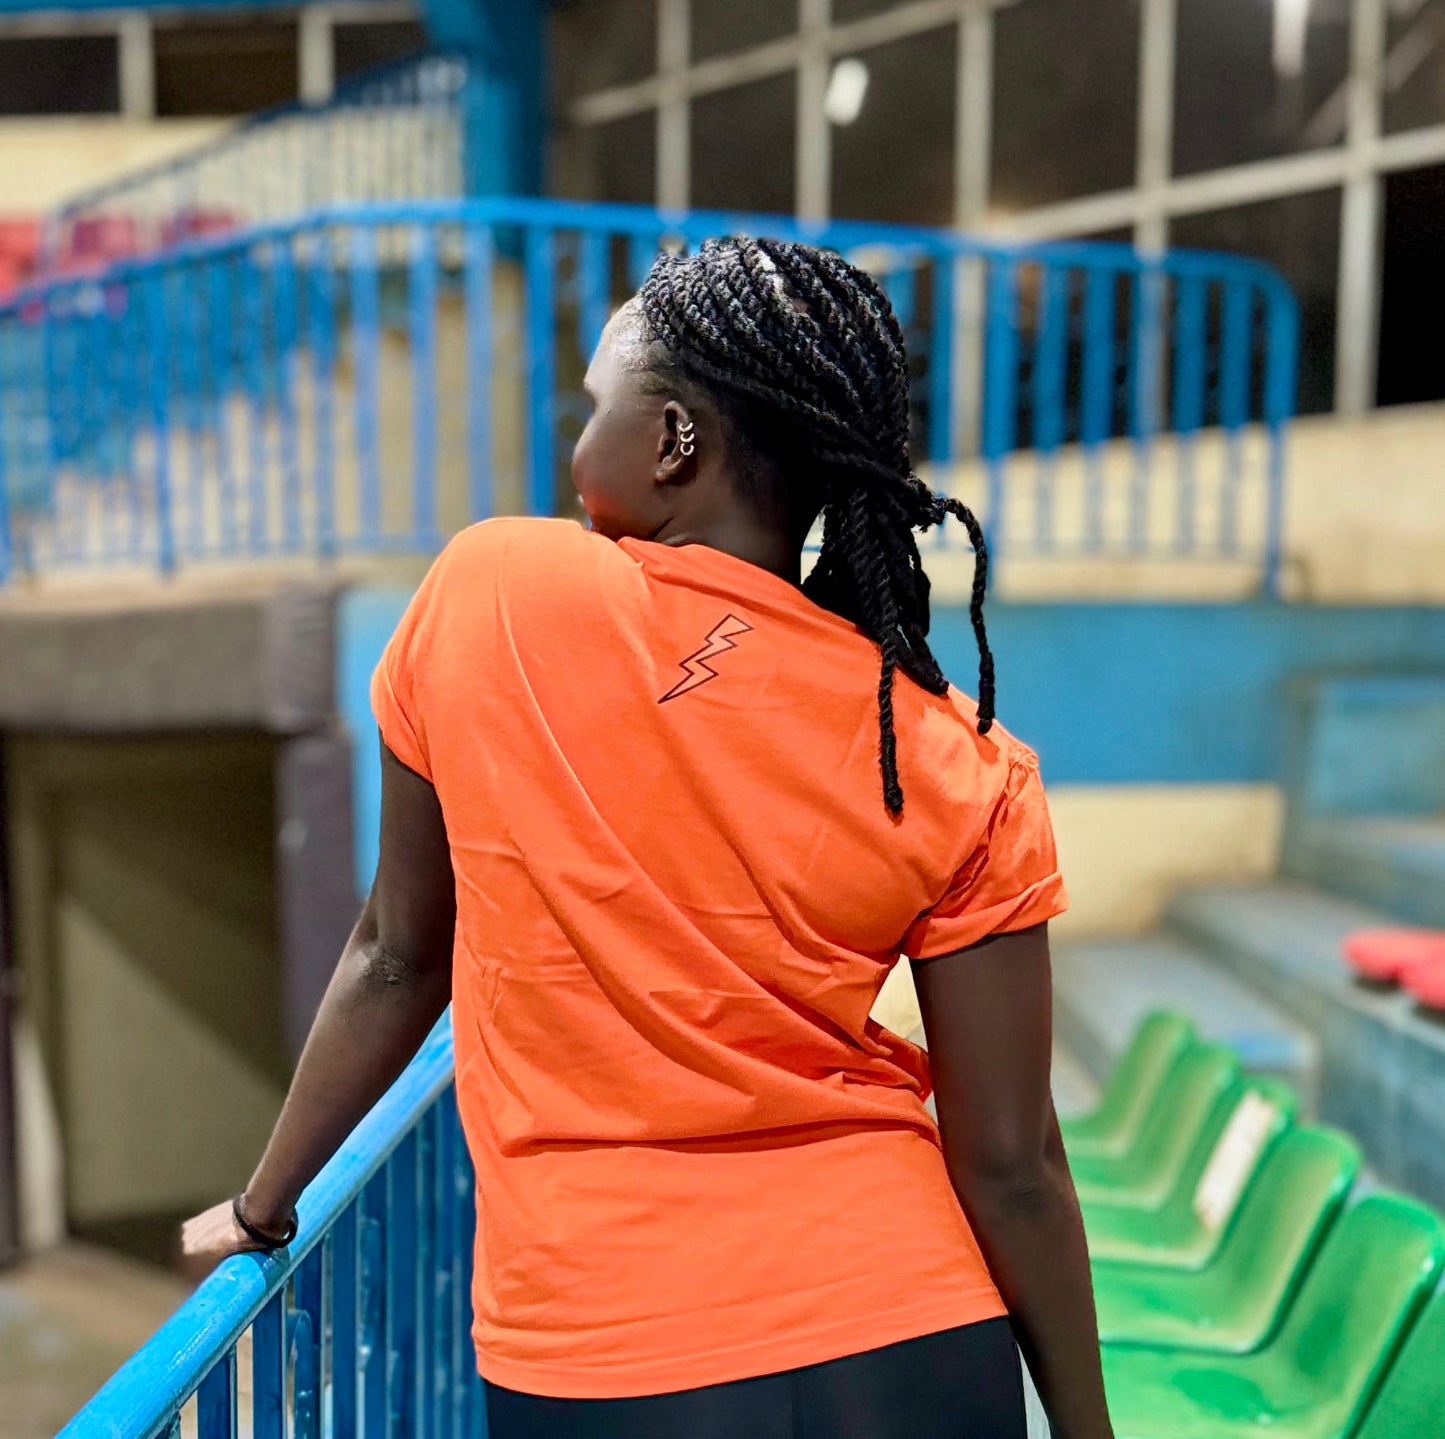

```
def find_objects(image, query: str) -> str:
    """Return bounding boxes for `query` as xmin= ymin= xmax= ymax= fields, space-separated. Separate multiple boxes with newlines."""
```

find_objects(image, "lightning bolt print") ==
xmin=658 ymin=614 xmax=754 ymax=703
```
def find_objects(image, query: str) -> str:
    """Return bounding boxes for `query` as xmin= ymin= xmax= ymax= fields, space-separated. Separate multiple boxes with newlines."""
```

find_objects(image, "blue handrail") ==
xmin=59 ymin=1018 xmax=482 ymax=1439
xmin=0 ymin=195 xmax=1300 ymax=593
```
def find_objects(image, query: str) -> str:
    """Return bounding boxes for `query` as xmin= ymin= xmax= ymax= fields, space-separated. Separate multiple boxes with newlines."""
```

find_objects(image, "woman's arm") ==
xmin=182 ymin=741 xmax=455 ymax=1267
xmin=910 ymin=922 xmax=1113 ymax=1439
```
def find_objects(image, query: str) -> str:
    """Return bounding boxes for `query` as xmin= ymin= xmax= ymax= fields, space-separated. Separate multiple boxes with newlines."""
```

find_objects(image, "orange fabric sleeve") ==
xmin=902 ymin=745 xmax=1068 ymax=959
xmin=369 ymin=545 xmax=459 ymax=782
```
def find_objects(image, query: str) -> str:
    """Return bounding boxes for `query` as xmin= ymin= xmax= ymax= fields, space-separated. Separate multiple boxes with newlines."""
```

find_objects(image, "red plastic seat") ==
xmin=1343 ymin=927 xmax=1445 ymax=983
xmin=1401 ymin=958 xmax=1445 ymax=1011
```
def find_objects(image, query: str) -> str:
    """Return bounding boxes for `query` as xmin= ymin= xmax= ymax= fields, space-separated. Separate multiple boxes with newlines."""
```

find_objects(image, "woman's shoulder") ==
xmin=903 ymin=682 xmax=1042 ymax=790
xmin=431 ymin=517 xmax=622 ymax=590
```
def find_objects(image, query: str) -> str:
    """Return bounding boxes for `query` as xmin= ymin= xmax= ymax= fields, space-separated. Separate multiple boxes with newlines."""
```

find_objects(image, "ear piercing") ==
xmin=678 ymin=420 xmax=696 ymax=458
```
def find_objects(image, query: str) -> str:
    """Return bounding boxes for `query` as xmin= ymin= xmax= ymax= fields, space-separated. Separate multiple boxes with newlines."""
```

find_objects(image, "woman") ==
xmin=184 ymin=237 xmax=1113 ymax=1439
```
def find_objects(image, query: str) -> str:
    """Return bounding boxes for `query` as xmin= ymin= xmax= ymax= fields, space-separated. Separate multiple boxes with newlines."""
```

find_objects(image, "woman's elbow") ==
xmin=945 ymin=1139 xmax=1061 ymax=1215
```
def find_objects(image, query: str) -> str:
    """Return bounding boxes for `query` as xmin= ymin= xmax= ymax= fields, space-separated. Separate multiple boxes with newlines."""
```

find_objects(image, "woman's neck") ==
xmin=651 ymin=513 xmax=803 ymax=586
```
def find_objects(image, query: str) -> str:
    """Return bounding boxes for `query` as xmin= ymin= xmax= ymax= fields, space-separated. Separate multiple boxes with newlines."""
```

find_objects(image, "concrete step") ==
xmin=1167 ymin=880 xmax=1445 ymax=1209
xmin=1288 ymin=815 xmax=1445 ymax=929
xmin=1051 ymin=933 xmax=1320 ymax=1113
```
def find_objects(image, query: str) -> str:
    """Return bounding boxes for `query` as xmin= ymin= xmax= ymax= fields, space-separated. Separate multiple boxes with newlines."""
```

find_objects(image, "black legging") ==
xmin=484 ymin=1318 xmax=1028 ymax=1438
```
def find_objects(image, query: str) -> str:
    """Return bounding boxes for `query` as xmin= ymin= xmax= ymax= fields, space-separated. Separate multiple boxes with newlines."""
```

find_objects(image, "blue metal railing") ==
xmin=42 ymin=50 xmax=469 ymax=271
xmin=0 ymin=196 xmax=1299 ymax=591
xmin=59 ymin=1020 xmax=483 ymax=1439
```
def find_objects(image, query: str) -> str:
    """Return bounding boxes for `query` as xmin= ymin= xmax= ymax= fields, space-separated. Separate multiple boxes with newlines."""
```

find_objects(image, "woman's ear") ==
xmin=655 ymin=401 xmax=699 ymax=484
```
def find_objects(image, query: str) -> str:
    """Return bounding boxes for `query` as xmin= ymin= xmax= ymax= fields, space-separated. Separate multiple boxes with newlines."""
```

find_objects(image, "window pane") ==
xmin=991 ymin=0 xmax=1138 ymax=211
xmin=155 ymin=21 xmax=299 ymax=117
xmin=333 ymin=21 xmax=427 ymax=85
xmin=1377 ymin=163 xmax=1445 ymax=406
xmin=831 ymin=29 xmax=954 ymax=226
xmin=0 ymin=36 xmax=118 ymax=115
xmin=1384 ymin=0 xmax=1445 ymax=135
xmin=551 ymin=113 xmax=656 ymax=205
xmin=1174 ymin=0 xmax=1350 ymax=175
xmin=691 ymin=0 xmax=796 ymax=61
xmin=1171 ymin=188 xmax=1341 ymax=415
xmin=550 ymin=0 xmax=656 ymax=105
xmin=691 ymin=74 xmax=796 ymax=215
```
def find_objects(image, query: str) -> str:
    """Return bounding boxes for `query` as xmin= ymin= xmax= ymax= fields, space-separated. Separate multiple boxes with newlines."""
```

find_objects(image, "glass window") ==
xmin=1377 ymin=163 xmax=1445 ymax=406
xmin=0 ymin=35 xmax=119 ymax=115
xmin=549 ymin=0 xmax=656 ymax=105
xmin=691 ymin=0 xmax=796 ymax=62
xmin=831 ymin=28 xmax=955 ymax=227
xmin=1170 ymin=188 xmax=1342 ymax=415
xmin=1384 ymin=0 xmax=1445 ymax=135
xmin=550 ymin=112 xmax=656 ymax=206
xmin=333 ymin=21 xmax=427 ymax=84
xmin=991 ymin=0 xmax=1138 ymax=211
xmin=1173 ymin=0 xmax=1350 ymax=175
xmin=155 ymin=20 xmax=300 ymax=117
xmin=691 ymin=74 xmax=797 ymax=215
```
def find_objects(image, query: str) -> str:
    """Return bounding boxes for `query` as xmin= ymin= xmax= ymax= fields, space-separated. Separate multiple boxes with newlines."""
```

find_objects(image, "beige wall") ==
xmin=5 ymin=735 xmax=287 ymax=1254
xmin=0 ymin=120 xmax=228 ymax=214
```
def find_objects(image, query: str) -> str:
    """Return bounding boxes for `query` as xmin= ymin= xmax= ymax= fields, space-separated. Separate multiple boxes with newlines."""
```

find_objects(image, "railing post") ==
xmin=524 ymin=225 xmax=556 ymax=517
xmin=981 ymin=257 xmax=1019 ymax=569
xmin=144 ymin=269 xmax=177 ymax=575
xmin=1262 ymin=286 xmax=1300 ymax=600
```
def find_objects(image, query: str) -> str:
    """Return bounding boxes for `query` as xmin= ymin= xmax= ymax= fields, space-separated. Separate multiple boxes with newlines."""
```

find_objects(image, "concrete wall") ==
xmin=0 ymin=120 xmax=227 ymax=213
xmin=5 ymin=735 xmax=287 ymax=1254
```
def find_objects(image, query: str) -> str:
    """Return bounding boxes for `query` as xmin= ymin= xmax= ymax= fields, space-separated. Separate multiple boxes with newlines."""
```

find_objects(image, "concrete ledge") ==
xmin=0 ymin=577 xmax=339 ymax=734
xmin=1052 ymin=934 xmax=1319 ymax=1113
xmin=1168 ymin=881 xmax=1445 ymax=1209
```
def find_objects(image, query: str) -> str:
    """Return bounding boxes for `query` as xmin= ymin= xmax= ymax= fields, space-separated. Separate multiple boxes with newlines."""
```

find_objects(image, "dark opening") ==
xmin=0 ymin=35 xmax=119 ymax=116
xmin=1377 ymin=163 xmax=1445 ymax=407
xmin=333 ymin=20 xmax=428 ymax=85
xmin=154 ymin=19 xmax=300 ymax=117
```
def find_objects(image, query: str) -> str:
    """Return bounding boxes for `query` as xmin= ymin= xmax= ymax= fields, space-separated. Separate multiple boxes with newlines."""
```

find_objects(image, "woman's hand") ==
xmin=179 ymin=1199 xmax=268 ymax=1283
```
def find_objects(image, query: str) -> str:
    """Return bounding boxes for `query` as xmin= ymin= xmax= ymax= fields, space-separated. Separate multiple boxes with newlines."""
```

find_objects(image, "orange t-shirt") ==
xmin=371 ymin=517 xmax=1067 ymax=1399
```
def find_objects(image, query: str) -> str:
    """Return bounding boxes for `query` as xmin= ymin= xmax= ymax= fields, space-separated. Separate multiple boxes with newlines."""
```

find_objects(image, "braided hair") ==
xmin=637 ymin=235 xmax=995 ymax=816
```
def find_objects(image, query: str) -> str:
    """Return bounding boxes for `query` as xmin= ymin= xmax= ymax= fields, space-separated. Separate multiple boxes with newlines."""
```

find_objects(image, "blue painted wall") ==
xmin=338 ymin=589 xmax=1445 ymax=892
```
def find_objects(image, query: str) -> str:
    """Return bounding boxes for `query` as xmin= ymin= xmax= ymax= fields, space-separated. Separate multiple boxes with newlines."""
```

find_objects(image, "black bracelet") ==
xmin=232 ymin=1194 xmax=298 ymax=1249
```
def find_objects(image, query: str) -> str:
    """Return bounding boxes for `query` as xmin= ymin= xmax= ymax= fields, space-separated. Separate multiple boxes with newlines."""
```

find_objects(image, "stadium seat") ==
xmin=1102 ymin=1193 xmax=1445 ymax=1439
xmin=1352 ymin=1285 xmax=1445 ymax=1438
xmin=1342 ymin=926 xmax=1445 ymax=983
xmin=1092 ymin=1125 xmax=1360 ymax=1352
xmin=1069 ymin=1044 xmax=1240 ymax=1209
xmin=1084 ymin=1079 xmax=1297 ymax=1269
xmin=1061 ymin=1010 xmax=1195 ymax=1160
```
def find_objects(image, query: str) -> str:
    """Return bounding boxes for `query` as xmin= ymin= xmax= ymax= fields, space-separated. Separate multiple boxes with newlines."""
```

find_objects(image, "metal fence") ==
xmin=42 ymin=50 xmax=469 ymax=273
xmin=0 ymin=196 xmax=1299 ymax=590
xmin=59 ymin=1021 xmax=484 ymax=1439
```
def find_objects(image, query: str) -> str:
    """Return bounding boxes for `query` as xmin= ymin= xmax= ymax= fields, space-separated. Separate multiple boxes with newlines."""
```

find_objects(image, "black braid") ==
xmin=638 ymin=236 xmax=996 ymax=815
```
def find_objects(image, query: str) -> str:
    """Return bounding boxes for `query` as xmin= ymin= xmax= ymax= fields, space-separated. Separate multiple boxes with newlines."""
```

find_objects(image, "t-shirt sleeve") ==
xmin=901 ymin=744 xmax=1068 ymax=959
xmin=369 ymin=539 xmax=465 ymax=781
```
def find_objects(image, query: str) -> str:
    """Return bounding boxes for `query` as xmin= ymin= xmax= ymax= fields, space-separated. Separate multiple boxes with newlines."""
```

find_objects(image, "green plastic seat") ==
xmin=1085 ymin=1079 xmax=1298 ymax=1269
xmin=1354 ymin=1285 xmax=1445 ymax=1438
xmin=1092 ymin=1126 xmax=1360 ymax=1352
xmin=1062 ymin=1011 xmax=1196 ymax=1160
xmin=1102 ymin=1193 xmax=1445 ymax=1439
xmin=1070 ymin=1044 xmax=1240 ymax=1209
